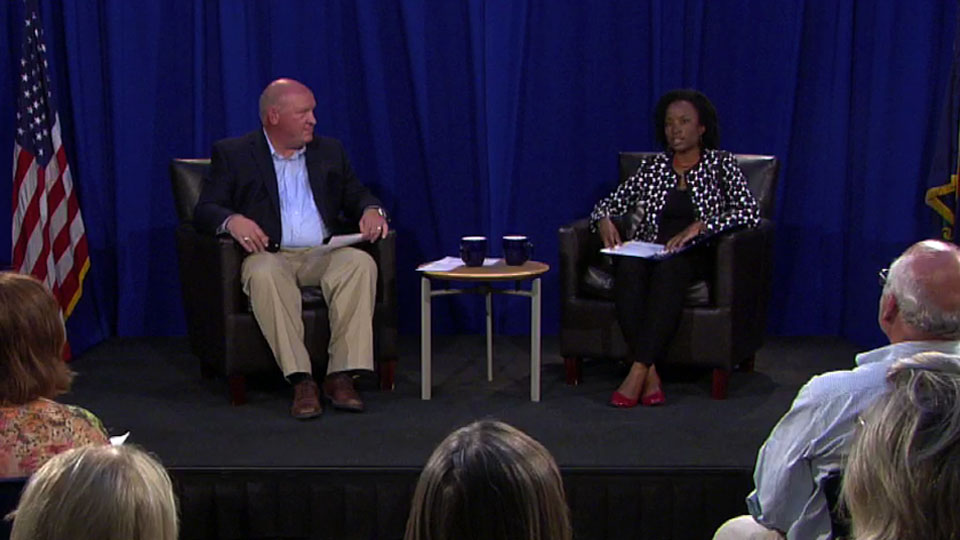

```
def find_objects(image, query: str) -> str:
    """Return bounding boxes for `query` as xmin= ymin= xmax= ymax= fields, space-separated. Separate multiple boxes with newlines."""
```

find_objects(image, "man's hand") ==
xmin=226 ymin=214 xmax=270 ymax=253
xmin=598 ymin=217 xmax=622 ymax=249
xmin=665 ymin=221 xmax=705 ymax=251
xmin=359 ymin=207 xmax=389 ymax=242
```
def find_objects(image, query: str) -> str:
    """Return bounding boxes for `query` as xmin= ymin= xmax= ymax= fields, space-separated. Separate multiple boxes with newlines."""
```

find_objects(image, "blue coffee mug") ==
xmin=503 ymin=235 xmax=533 ymax=266
xmin=460 ymin=236 xmax=487 ymax=267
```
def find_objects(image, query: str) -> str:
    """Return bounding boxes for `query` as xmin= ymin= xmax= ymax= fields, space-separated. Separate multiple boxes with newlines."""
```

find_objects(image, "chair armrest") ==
xmin=712 ymin=218 xmax=775 ymax=307
xmin=175 ymin=224 xmax=247 ymax=316
xmin=358 ymin=230 xmax=397 ymax=309
xmin=558 ymin=218 xmax=597 ymax=300
xmin=215 ymin=236 xmax=246 ymax=312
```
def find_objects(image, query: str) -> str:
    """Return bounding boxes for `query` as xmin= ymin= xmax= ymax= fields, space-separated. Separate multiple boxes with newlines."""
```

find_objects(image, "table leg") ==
xmin=421 ymin=277 xmax=432 ymax=400
xmin=486 ymin=289 xmax=493 ymax=381
xmin=531 ymin=278 xmax=541 ymax=402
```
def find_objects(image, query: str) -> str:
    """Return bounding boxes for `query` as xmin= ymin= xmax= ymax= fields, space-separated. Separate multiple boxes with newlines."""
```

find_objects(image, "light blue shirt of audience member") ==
xmin=746 ymin=339 xmax=960 ymax=540
xmin=264 ymin=130 xmax=327 ymax=248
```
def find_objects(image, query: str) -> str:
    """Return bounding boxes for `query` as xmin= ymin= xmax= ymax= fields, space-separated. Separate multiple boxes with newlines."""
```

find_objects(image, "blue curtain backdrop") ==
xmin=0 ymin=0 xmax=955 ymax=354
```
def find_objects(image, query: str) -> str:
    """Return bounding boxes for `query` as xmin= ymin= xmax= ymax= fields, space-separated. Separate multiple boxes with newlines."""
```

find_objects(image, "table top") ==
xmin=421 ymin=259 xmax=549 ymax=281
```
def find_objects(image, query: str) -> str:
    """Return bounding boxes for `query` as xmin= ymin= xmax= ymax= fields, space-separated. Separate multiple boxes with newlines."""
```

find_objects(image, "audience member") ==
xmin=0 ymin=272 xmax=108 ymax=478
xmin=714 ymin=239 xmax=960 ymax=540
xmin=843 ymin=352 xmax=960 ymax=540
xmin=8 ymin=445 xmax=178 ymax=540
xmin=404 ymin=419 xmax=572 ymax=540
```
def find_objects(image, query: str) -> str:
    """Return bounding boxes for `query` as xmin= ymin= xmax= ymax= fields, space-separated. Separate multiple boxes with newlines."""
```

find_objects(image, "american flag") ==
xmin=12 ymin=0 xmax=90 ymax=319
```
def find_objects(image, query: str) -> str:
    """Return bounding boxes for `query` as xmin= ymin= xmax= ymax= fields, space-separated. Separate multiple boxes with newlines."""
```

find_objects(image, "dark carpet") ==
xmin=61 ymin=335 xmax=859 ymax=471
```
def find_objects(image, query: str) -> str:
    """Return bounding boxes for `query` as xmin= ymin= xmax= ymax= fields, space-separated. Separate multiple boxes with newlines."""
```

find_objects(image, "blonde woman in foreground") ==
xmin=9 ymin=445 xmax=178 ymax=540
xmin=843 ymin=351 xmax=960 ymax=540
xmin=405 ymin=419 xmax=572 ymax=540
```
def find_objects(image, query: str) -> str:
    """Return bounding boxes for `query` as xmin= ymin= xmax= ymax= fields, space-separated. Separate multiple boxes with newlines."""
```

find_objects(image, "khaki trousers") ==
xmin=241 ymin=246 xmax=377 ymax=378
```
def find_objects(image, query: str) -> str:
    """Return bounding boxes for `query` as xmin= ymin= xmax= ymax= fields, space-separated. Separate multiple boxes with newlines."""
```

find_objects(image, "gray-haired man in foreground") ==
xmin=715 ymin=239 xmax=960 ymax=540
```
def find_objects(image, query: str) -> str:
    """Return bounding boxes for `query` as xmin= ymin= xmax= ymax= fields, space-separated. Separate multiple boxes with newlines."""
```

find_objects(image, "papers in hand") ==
xmin=315 ymin=233 xmax=365 ymax=254
xmin=417 ymin=256 xmax=500 ymax=272
xmin=601 ymin=241 xmax=668 ymax=259
xmin=601 ymin=225 xmax=746 ymax=259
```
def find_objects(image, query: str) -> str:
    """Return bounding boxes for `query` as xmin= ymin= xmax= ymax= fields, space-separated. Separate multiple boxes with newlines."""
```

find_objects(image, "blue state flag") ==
xmin=925 ymin=20 xmax=960 ymax=242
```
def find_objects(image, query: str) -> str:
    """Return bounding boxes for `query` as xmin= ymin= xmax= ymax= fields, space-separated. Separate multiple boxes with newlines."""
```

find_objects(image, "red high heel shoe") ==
xmin=641 ymin=389 xmax=666 ymax=407
xmin=609 ymin=390 xmax=640 ymax=408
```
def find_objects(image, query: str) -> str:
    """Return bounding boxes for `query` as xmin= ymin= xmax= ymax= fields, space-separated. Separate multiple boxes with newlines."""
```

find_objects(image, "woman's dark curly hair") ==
xmin=654 ymin=89 xmax=720 ymax=151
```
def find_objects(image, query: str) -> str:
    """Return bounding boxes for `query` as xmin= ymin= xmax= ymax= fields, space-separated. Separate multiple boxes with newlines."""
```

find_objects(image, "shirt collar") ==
xmin=263 ymin=129 xmax=306 ymax=160
xmin=855 ymin=339 xmax=960 ymax=366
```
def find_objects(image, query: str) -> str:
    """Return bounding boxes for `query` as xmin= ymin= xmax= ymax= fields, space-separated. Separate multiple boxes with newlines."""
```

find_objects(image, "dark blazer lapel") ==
xmin=250 ymin=131 xmax=281 ymax=214
xmin=305 ymin=142 xmax=333 ymax=226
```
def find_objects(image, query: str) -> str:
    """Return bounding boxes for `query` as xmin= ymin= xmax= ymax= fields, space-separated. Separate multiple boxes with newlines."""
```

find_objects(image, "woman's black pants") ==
xmin=613 ymin=249 xmax=703 ymax=366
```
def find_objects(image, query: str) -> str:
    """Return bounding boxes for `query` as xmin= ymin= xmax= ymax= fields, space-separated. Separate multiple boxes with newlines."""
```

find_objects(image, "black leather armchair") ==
xmin=558 ymin=153 xmax=778 ymax=399
xmin=170 ymin=159 xmax=398 ymax=404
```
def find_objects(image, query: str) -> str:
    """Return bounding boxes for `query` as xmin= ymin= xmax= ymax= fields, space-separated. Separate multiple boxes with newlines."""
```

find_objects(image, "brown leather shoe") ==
xmin=291 ymin=380 xmax=323 ymax=419
xmin=322 ymin=372 xmax=365 ymax=412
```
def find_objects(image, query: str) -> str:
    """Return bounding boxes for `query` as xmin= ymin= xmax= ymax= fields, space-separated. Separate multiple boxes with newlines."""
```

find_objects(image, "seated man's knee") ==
xmin=345 ymin=248 xmax=377 ymax=279
xmin=242 ymin=252 xmax=288 ymax=285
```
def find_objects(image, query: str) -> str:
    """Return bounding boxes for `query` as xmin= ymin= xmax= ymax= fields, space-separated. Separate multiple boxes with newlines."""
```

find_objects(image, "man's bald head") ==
xmin=259 ymin=78 xmax=312 ymax=124
xmin=881 ymin=240 xmax=960 ymax=341
xmin=258 ymin=78 xmax=317 ymax=155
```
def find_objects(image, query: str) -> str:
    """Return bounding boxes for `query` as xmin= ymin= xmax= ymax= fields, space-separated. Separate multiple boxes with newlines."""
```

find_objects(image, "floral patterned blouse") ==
xmin=589 ymin=149 xmax=760 ymax=242
xmin=0 ymin=398 xmax=109 ymax=478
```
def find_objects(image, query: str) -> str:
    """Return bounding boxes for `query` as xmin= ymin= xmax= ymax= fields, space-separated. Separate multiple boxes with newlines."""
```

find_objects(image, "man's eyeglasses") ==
xmin=878 ymin=268 xmax=889 ymax=287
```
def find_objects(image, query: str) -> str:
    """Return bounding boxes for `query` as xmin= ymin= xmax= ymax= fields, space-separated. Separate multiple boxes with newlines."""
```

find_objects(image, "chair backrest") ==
xmin=618 ymin=152 xmax=779 ymax=219
xmin=169 ymin=159 xmax=211 ymax=223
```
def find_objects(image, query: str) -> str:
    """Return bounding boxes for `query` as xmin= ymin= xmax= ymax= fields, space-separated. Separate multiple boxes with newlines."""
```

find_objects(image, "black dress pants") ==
xmin=613 ymin=249 xmax=705 ymax=366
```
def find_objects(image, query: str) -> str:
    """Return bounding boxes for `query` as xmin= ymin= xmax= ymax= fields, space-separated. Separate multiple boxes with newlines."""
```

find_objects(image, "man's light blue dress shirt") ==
xmin=264 ymin=132 xmax=327 ymax=248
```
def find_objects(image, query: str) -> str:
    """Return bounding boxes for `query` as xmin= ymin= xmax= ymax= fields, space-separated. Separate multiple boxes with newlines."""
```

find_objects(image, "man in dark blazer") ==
xmin=195 ymin=78 xmax=389 ymax=419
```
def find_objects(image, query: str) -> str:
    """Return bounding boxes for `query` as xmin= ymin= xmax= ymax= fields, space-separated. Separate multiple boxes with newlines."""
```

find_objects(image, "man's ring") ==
xmin=377 ymin=226 xmax=382 ymax=231
xmin=242 ymin=236 xmax=250 ymax=242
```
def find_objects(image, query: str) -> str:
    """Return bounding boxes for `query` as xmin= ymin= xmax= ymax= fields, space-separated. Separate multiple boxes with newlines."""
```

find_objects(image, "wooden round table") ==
xmin=419 ymin=259 xmax=550 ymax=401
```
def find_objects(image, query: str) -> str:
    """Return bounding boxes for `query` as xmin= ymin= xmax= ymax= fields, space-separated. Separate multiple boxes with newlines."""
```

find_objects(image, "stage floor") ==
xmin=63 ymin=334 xmax=859 ymax=471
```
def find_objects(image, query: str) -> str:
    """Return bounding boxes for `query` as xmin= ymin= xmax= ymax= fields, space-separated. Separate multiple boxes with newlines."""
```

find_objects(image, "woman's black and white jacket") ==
xmin=589 ymin=149 xmax=760 ymax=242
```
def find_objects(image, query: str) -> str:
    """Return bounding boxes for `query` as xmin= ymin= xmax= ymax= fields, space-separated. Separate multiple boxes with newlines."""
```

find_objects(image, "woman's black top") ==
xmin=655 ymin=187 xmax=695 ymax=244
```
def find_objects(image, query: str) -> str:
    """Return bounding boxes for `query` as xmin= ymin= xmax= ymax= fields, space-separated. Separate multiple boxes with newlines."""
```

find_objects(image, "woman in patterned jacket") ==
xmin=590 ymin=89 xmax=760 ymax=408
xmin=0 ymin=272 xmax=108 ymax=478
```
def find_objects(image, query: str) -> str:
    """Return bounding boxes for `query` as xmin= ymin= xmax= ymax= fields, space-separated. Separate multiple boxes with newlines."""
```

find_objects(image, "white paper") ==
xmin=325 ymin=233 xmax=365 ymax=249
xmin=601 ymin=240 xmax=666 ymax=259
xmin=110 ymin=432 xmax=131 ymax=446
xmin=314 ymin=233 xmax=364 ymax=255
xmin=417 ymin=256 xmax=463 ymax=272
xmin=417 ymin=256 xmax=502 ymax=272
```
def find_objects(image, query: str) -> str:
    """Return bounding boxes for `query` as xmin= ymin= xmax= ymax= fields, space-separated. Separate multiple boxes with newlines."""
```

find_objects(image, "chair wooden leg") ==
xmin=379 ymin=359 xmax=397 ymax=391
xmin=564 ymin=357 xmax=582 ymax=385
xmin=228 ymin=374 xmax=247 ymax=405
xmin=711 ymin=368 xmax=729 ymax=400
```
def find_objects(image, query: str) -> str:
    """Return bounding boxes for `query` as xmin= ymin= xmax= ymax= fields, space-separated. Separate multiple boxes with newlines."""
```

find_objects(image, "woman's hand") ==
xmin=598 ymin=217 xmax=622 ymax=248
xmin=665 ymin=221 xmax=705 ymax=251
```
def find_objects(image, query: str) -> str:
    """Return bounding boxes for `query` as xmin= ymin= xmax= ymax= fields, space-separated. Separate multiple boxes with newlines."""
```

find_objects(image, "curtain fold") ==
xmin=0 ymin=0 xmax=955 ymax=350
